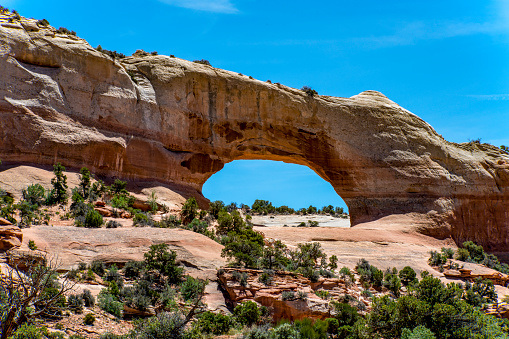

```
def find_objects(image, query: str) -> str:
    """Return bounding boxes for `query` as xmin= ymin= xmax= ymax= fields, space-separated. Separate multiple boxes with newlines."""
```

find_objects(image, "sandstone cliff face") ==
xmin=0 ymin=16 xmax=508 ymax=249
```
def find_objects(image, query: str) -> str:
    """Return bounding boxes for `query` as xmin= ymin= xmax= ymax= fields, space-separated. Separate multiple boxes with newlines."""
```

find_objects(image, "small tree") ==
xmin=78 ymin=167 xmax=92 ymax=201
xmin=0 ymin=255 xmax=75 ymax=339
xmin=181 ymin=197 xmax=199 ymax=225
xmin=144 ymin=244 xmax=183 ymax=284
xmin=49 ymin=163 xmax=68 ymax=205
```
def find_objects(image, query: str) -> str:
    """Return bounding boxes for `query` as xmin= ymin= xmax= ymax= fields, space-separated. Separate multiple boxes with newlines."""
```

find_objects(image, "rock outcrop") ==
xmin=0 ymin=222 xmax=22 ymax=251
xmin=0 ymin=15 xmax=508 ymax=249
xmin=218 ymin=268 xmax=376 ymax=321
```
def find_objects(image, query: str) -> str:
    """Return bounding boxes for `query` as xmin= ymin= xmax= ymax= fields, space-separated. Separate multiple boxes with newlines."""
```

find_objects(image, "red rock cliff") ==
xmin=0 ymin=16 xmax=508 ymax=250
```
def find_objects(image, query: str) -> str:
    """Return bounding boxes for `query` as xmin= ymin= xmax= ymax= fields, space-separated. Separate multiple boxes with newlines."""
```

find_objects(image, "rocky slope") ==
xmin=0 ymin=14 xmax=508 ymax=249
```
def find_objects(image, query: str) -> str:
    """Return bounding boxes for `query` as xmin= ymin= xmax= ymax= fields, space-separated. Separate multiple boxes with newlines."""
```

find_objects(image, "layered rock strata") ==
xmin=0 ymin=15 xmax=508 ymax=249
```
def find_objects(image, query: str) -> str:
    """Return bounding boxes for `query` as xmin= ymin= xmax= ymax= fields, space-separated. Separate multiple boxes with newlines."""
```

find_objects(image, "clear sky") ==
xmin=5 ymin=0 xmax=509 ymax=210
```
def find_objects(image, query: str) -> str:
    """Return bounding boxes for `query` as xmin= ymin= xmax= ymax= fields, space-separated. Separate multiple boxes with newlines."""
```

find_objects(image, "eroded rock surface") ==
xmin=1 ymin=16 xmax=508 ymax=249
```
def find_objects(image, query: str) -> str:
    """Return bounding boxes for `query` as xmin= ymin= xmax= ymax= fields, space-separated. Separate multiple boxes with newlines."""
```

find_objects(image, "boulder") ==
xmin=0 ymin=225 xmax=23 ymax=251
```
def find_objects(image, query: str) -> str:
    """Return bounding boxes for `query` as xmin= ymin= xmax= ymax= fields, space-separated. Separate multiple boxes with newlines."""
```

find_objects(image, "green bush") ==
xmin=84 ymin=209 xmax=103 ymax=228
xmin=193 ymin=59 xmax=211 ymax=66
xmin=196 ymin=311 xmax=233 ymax=335
xmin=106 ymin=220 xmax=121 ymax=228
xmin=22 ymin=184 xmax=46 ymax=207
xmin=28 ymin=240 xmax=37 ymax=250
xmin=181 ymin=197 xmax=199 ymax=224
xmin=399 ymin=266 xmax=417 ymax=286
xmin=258 ymin=272 xmax=273 ymax=286
xmin=68 ymin=294 xmax=84 ymax=313
xmin=331 ymin=301 xmax=359 ymax=327
xmin=271 ymin=323 xmax=300 ymax=339
xmin=83 ymin=313 xmax=95 ymax=325
xmin=90 ymin=260 xmax=106 ymax=276
xmin=234 ymin=300 xmax=262 ymax=326
xmin=401 ymin=326 xmax=436 ymax=339
xmin=98 ymin=290 xmax=123 ymax=318
xmin=10 ymin=323 xmax=44 ymax=339
xmin=82 ymin=289 xmax=95 ymax=307
xmin=131 ymin=311 xmax=190 ymax=339
xmin=144 ymin=244 xmax=183 ymax=284
xmin=180 ymin=276 xmax=206 ymax=302
xmin=242 ymin=325 xmax=271 ymax=339
xmin=282 ymin=291 xmax=296 ymax=301
xmin=123 ymin=260 xmax=145 ymax=279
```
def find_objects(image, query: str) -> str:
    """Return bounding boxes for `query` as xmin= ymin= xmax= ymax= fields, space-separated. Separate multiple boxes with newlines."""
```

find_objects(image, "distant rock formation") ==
xmin=0 ymin=15 xmax=508 ymax=249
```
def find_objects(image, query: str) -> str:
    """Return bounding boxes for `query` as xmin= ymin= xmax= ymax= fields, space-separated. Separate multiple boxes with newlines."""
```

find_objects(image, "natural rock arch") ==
xmin=0 ymin=24 xmax=508 ymax=249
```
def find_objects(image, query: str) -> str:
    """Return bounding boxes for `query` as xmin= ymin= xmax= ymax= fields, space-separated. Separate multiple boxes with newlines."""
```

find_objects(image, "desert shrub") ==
xmin=98 ymin=290 xmax=123 ymax=318
xmin=121 ymin=285 xmax=151 ymax=311
xmin=68 ymin=294 xmax=84 ymax=313
xmin=242 ymin=325 xmax=271 ymax=339
xmin=123 ymin=260 xmax=145 ymax=279
xmin=208 ymin=200 xmax=225 ymax=219
xmin=295 ymin=318 xmax=328 ymax=339
xmin=37 ymin=18 xmax=50 ymax=26
xmin=196 ymin=311 xmax=233 ymax=335
xmin=456 ymin=248 xmax=470 ymax=261
xmin=331 ymin=301 xmax=359 ymax=327
xmin=234 ymin=300 xmax=262 ymax=326
xmin=461 ymin=241 xmax=485 ymax=263
xmin=428 ymin=250 xmax=448 ymax=267
xmin=144 ymin=244 xmax=183 ymax=284
xmin=133 ymin=212 xmax=154 ymax=227
xmin=271 ymin=323 xmax=300 ymax=339
xmin=110 ymin=194 xmax=133 ymax=210
xmin=84 ymin=209 xmax=103 ymax=228
xmin=355 ymin=259 xmax=383 ymax=287
xmin=9 ymin=323 xmax=44 ymax=339
xmin=158 ymin=215 xmax=181 ymax=228
xmin=83 ymin=313 xmax=95 ymax=325
xmin=399 ymin=266 xmax=417 ymax=286
xmin=180 ymin=276 xmax=206 ymax=302
xmin=315 ymin=290 xmax=330 ymax=300
xmin=441 ymin=247 xmax=455 ymax=259
xmin=282 ymin=291 xmax=296 ymax=301
xmin=56 ymin=27 xmax=76 ymax=35
xmin=297 ymin=291 xmax=308 ymax=300
xmin=401 ymin=325 xmax=436 ymax=339
xmin=339 ymin=267 xmax=355 ymax=286
xmin=104 ymin=266 xmax=124 ymax=288
xmin=90 ymin=260 xmax=106 ymax=276
xmin=22 ymin=184 xmax=46 ymax=207
xmin=361 ymin=289 xmax=373 ymax=298
xmin=193 ymin=59 xmax=211 ymax=66
xmin=106 ymin=220 xmax=121 ymax=228
xmin=258 ymin=272 xmax=273 ymax=286
xmin=383 ymin=268 xmax=401 ymax=297
xmin=82 ymin=289 xmax=95 ymax=307
xmin=221 ymin=227 xmax=264 ymax=268
xmin=180 ymin=197 xmax=199 ymax=225
xmin=328 ymin=255 xmax=338 ymax=270
xmin=131 ymin=311 xmax=192 ymax=339
xmin=28 ymin=240 xmax=37 ymax=250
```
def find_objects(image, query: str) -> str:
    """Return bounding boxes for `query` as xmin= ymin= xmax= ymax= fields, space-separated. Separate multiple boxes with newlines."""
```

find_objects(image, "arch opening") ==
xmin=202 ymin=160 xmax=350 ymax=224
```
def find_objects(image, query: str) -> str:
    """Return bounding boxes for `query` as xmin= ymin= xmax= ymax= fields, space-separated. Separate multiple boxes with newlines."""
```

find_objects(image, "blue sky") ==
xmin=6 ymin=0 xmax=509 ymax=210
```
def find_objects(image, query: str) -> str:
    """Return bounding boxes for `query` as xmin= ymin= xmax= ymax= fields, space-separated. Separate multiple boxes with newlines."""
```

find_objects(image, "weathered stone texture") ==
xmin=0 ymin=17 xmax=508 ymax=249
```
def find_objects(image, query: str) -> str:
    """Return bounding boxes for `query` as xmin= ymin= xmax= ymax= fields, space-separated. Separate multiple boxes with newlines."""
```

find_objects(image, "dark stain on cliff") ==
xmin=181 ymin=153 xmax=224 ymax=174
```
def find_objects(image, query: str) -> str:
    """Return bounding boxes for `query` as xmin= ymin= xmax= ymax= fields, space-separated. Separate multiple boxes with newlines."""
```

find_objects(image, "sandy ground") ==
xmin=251 ymin=214 xmax=351 ymax=228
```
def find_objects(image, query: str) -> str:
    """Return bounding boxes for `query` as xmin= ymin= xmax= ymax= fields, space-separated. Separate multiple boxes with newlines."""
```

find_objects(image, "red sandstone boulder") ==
xmin=0 ymin=225 xmax=23 ymax=251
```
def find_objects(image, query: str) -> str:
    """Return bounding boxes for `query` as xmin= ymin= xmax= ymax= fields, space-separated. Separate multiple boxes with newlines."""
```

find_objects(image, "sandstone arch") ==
xmin=0 ymin=24 xmax=508 ymax=249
